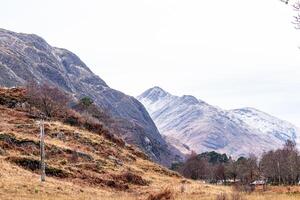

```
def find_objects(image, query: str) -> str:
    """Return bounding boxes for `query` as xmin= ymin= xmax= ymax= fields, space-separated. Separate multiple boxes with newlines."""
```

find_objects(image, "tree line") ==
xmin=172 ymin=140 xmax=300 ymax=186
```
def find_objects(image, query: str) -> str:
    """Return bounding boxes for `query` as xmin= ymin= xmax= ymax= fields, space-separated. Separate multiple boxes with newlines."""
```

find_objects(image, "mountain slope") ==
xmin=0 ymin=87 xmax=184 ymax=199
xmin=0 ymin=28 xmax=181 ymax=166
xmin=137 ymin=87 xmax=300 ymax=158
xmin=227 ymin=107 xmax=299 ymax=143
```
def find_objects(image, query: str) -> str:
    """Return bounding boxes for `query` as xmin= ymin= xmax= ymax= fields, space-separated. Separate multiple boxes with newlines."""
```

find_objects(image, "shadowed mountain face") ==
xmin=0 ymin=28 xmax=182 ymax=166
xmin=137 ymin=87 xmax=300 ymax=158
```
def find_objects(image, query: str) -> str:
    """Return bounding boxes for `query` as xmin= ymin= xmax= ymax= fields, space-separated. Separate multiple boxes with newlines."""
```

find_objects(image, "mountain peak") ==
xmin=149 ymin=86 xmax=167 ymax=94
xmin=138 ymin=86 xmax=170 ymax=101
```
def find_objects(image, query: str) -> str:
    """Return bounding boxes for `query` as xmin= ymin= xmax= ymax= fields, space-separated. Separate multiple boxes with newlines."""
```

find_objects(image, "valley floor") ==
xmin=1 ymin=156 xmax=300 ymax=200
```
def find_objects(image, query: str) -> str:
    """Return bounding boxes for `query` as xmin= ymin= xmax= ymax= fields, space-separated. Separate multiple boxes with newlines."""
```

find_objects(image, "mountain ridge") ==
xmin=137 ymin=86 xmax=300 ymax=158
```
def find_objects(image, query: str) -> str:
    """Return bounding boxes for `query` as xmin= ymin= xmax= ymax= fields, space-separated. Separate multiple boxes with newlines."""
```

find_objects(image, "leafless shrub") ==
xmin=231 ymin=192 xmax=245 ymax=200
xmin=146 ymin=188 xmax=175 ymax=200
xmin=64 ymin=109 xmax=84 ymax=126
xmin=180 ymin=183 xmax=185 ymax=193
xmin=233 ymin=184 xmax=254 ymax=194
xmin=114 ymin=171 xmax=149 ymax=186
xmin=216 ymin=193 xmax=228 ymax=200
xmin=64 ymin=108 xmax=125 ymax=147
xmin=216 ymin=192 xmax=245 ymax=200
xmin=25 ymin=81 xmax=70 ymax=118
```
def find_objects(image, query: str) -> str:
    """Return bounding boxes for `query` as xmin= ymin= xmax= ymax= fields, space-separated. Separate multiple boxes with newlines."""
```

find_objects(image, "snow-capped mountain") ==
xmin=137 ymin=86 xmax=300 ymax=158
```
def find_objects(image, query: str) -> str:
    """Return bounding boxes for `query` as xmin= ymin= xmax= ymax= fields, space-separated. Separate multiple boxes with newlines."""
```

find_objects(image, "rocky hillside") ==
xmin=0 ymin=28 xmax=181 ymax=166
xmin=137 ymin=87 xmax=300 ymax=158
xmin=0 ymin=87 xmax=185 ymax=199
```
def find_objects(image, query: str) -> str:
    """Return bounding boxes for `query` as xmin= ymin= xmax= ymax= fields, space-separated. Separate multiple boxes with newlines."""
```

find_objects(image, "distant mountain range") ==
xmin=0 ymin=28 xmax=182 ymax=166
xmin=137 ymin=86 xmax=300 ymax=158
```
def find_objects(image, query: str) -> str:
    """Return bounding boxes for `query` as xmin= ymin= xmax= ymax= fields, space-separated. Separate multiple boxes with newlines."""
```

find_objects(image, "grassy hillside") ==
xmin=0 ymin=87 xmax=300 ymax=200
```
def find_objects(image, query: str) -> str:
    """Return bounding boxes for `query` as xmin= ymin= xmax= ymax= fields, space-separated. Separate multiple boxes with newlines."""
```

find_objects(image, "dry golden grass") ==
xmin=1 ymin=152 xmax=300 ymax=200
xmin=0 ymin=104 xmax=182 ymax=199
xmin=0 ymin=158 xmax=224 ymax=200
xmin=0 ymin=99 xmax=300 ymax=200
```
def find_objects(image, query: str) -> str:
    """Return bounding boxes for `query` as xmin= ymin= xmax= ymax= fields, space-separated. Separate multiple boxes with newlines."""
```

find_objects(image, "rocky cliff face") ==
xmin=137 ymin=86 xmax=300 ymax=158
xmin=0 ymin=28 xmax=181 ymax=166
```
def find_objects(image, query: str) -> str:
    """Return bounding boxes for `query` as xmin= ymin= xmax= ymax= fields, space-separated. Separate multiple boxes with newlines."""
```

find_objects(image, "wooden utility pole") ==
xmin=277 ymin=161 xmax=281 ymax=185
xmin=40 ymin=119 xmax=46 ymax=182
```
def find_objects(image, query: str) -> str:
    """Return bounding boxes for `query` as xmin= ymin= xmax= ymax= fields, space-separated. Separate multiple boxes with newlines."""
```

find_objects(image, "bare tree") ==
xmin=260 ymin=140 xmax=300 ymax=185
xmin=26 ymin=81 xmax=70 ymax=118
xmin=225 ymin=158 xmax=238 ymax=182
xmin=179 ymin=154 xmax=210 ymax=180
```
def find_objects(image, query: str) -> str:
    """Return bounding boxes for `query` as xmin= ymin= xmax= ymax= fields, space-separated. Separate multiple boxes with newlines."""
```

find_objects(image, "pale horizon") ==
xmin=1 ymin=0 xmax=300 ymax=126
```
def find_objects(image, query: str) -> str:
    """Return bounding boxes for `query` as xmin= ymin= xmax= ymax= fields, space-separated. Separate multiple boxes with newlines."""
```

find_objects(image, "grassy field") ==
xmin=1 ymin=160 xmax=300 ymax=200
xmin=1 ymin=152 xmax=300 ymax=200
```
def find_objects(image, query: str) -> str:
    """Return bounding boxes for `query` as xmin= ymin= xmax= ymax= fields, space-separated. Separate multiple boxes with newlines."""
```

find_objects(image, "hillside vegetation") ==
xmin=0 ymin=87 xmax=300 ymax=200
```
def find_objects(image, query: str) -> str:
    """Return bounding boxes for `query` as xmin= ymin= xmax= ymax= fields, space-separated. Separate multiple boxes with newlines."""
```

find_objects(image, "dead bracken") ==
xmin=7 ymin=157 xmax=69 ymax=178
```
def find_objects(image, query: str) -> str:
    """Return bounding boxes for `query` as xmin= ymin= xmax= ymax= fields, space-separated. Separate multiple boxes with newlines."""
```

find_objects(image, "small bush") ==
xmin=64 ymin=110 xmax=84 ymax=126
xmin=79 ymin=97 xmax=94 ymax=108
xmin=231 ymin=192 xmax=244 ymax=200
xmin=180 ymin=184 xmax=185 ymax=193
xmin=89 ymin=178 xmax=129 ymax=190
xmin=115 ymin=171 xmax=149 ymax=186
xmin=233 ymin=184 xmax=254 ymax=194
xmin=104 ymin=179 xmax=129 ymax=190
xmin=216 ymin=193 xmax=228 ymax=200
xmin=64 ymin=109 xmax=125 ymax=147
xmin=146 ymin=188 xmax=174 ymax=200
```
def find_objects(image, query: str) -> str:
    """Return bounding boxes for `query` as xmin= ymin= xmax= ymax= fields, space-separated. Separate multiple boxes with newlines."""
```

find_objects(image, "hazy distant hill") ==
xmin=137 ymin=86 xmax=300 ymax=158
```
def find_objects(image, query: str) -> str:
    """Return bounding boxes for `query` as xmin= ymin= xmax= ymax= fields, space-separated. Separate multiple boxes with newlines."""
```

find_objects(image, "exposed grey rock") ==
xmin=0 ymin=28 xmax=182 ymax=166
xmin=55 ymin=132 xmax=66 ymax=141
xmin=108 ymin=155 xmax=123 ymax=166
xmin=75 ymin=151 xmax=93 ymax=161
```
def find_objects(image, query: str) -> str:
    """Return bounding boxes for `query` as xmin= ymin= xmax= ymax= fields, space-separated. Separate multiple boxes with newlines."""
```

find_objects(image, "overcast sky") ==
xmin=1 ymin=0 xmax=300 ymax=126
